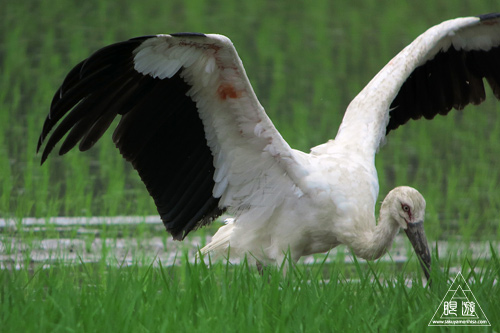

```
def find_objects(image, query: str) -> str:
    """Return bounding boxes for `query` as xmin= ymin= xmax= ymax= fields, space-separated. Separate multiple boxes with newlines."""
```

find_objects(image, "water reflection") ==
xmin=1 ymin=216 xmax=499 ymax=271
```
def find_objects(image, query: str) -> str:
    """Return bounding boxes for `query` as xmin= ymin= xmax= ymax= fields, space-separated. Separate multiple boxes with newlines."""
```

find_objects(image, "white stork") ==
xmin=38 ymin=14 xmax=500 ymax=280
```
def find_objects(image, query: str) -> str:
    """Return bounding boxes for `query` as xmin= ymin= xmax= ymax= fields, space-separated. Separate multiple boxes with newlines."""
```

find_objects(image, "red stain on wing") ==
xmin=217 ymin=83 xmax=241 ymax=100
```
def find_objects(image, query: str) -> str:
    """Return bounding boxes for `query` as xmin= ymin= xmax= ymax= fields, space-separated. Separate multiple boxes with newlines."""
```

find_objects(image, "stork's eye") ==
xmin=402 ymin=204 xmax=410 ymax=212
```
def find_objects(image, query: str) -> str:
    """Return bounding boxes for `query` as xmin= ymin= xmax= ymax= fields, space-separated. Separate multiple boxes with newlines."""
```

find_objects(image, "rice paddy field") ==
xmin=1 ymin=0 xmax=500 ymax=331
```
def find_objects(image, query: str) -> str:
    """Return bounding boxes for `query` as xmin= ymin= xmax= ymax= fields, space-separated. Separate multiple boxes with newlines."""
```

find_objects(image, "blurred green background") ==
xmin=1 ymin=0 xmax=499 ymax=241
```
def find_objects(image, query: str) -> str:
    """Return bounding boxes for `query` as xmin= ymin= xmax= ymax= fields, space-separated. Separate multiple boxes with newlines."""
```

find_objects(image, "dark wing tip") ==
xmin=37 ymin=37 xmax=149 ymax=163
xmin=39 ymin=33 xmax=224 ymax=239
xmin=477 ymin=13 xmax=500 ymax=21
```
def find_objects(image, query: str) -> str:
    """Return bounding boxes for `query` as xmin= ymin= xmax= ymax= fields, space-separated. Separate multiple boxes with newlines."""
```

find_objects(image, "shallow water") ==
xmin=1 ymin=216 xmax=498 ymax=272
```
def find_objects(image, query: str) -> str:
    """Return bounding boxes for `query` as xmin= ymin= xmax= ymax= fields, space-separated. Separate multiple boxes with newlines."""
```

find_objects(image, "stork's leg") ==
xmin=256 ymin=260 xmax=266 ymax=275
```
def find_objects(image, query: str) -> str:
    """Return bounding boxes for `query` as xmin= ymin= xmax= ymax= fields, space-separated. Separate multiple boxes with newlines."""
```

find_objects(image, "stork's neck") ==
xmin=349 ymin=200 xmax=400 ymax=260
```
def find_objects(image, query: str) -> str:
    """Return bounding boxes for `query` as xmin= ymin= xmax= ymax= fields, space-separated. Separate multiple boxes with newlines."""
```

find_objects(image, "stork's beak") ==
xmin=404 ymin=221 xmax=431 ymax=285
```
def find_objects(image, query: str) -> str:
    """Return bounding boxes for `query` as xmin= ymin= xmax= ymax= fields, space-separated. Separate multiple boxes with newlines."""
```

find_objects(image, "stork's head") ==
xmin=386 ymin=186 xmax=431 ymax=283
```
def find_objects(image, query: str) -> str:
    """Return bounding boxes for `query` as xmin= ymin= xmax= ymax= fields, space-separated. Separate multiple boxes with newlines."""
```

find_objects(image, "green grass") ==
xmin=1 ymin=0 xmax=500 ymax=331
xmin=1 ymin=249 xmax=499 ymax=332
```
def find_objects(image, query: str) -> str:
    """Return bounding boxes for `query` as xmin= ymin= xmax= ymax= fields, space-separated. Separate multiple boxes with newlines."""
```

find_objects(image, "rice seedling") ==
xmin=0 ymin=246 xmax=498 ymax=331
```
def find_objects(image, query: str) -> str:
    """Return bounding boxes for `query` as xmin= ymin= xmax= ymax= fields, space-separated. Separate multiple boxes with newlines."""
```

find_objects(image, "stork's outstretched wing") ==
xmin=38 ymin=33 xmax=307 ymax=240
xmin=335 ymin=13 xmax=500 ymax=155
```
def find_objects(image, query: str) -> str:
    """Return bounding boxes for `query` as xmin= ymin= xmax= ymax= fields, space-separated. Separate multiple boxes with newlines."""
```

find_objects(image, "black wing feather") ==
xmin=387 ymin=25 xmax=500 ymax=133
xmin=38 ymin=36 xmax=223 ymax=240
